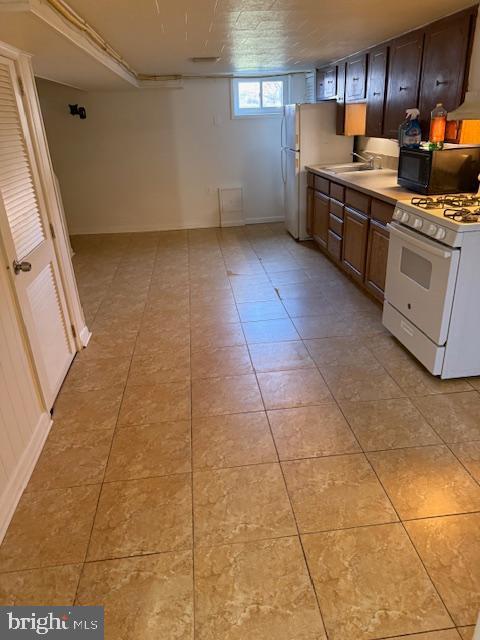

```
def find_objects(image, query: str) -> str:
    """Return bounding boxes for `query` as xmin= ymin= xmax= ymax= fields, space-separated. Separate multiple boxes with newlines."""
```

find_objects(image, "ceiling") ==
xmin=0 ymin=0 xmax=477 ymax=89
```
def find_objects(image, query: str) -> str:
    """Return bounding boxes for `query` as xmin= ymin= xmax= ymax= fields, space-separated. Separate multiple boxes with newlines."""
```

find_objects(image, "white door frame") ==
xmin=14 ymin=51 xmax=91 ymax=349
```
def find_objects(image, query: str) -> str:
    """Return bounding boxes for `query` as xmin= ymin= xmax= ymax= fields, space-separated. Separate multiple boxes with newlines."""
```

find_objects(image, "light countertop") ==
xmin=306 ymin=166 xmax=414 ymax=206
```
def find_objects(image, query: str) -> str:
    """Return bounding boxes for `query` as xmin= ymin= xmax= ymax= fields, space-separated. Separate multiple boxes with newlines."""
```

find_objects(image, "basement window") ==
xmin=231 ymin=76 xmax=289 ymax=118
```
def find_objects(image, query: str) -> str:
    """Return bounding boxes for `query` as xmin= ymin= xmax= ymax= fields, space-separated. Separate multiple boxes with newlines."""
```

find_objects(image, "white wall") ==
xmin=37 ymin=76 xmax=305 ymax=234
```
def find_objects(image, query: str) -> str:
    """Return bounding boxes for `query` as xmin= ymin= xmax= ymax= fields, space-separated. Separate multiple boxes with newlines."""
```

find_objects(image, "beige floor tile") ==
xmin=379 ymin=631 xmax=461 ymax=639
xmin=236 ymin=300 xmax=288 ymax=322
xmin=302 ymin=523 xmax=452 ymax=640
xmin=192 ymin=412 xmax=276 ymax=469
xmin=281 ymin=296 xmax=336 ymax=318
xmin=191 ymin=345 xmax=253 ymax=379
xmin=193 ymin=463 xmax=296 ymax=546
xmin=128 ymin=347 xmax=190 ymax=385
xmin=283 ymin=454 xmax=397 ymax=532
xmin=62 ymin=356 xmax=131 ymax=392
xmin=118 ymin=380 xmax=191 ymax=425
xmin=105 ymin=421 xmax=191 ymax=480
xmin=257 ymin=369 xmax=332 ymax=410
xmin=457 ymin=627 xmax=475 ymax=639
xmin=249 ymin=340 xmax=315 ymax=373
xmin=191 ymin=322 xmax=245 ymax=350
xmin=76 ymin=551 xmax=193 ymax=640
xmin=268 ymin=404 xmax=360 ymax=460
xmin=305 ymin=336 xmax=379 ymax=367
xmin=190 ymin=303 xmax=239 ymax=326
xmin=406 ymin=514 xmax=480 ymax=626
xmin=135 ymin=326 xmax=190 ymax=356
xmin=80 ymin=327 xmax=139 ymax=359
xmin=268 ymin=269 xmax=312 ymax=285
xmin=0 ymin=485 xmax=100 ymax=572
xmin=414 ymin=392 xmax=480 ymax=443
xmin=192 ymin=374 xmax=263 ymax=417
xmin=293 ymin=311 xmax=385 ymax=339
xmin=368 ymin=445 xmax=480 ymax=519
xmin=195 ymin=537 xmax=326 ymax=640
xmin=0 ymin=565 xmax=82 ymax=605
xmin=27 ymin=428 xmax=113 ymax=491
xmin=232 ymin=283 xmax=278 ymax=303
xmin=242 ymin=318 xmax=299 ymax=344
xmin=53 ymin=386 xmax=124 ymax=432
xmin=468 ymin=377 xmax=480 ymax=390
xmin=88 ymin=474 xmax=192 ymax=560
xmin=321 ymin=361 xmax=405 ymax=402
xmin=450 ymin=441 xmax=480 ymax=483
xmin=340 ymin=398 xmax=441 ymax=451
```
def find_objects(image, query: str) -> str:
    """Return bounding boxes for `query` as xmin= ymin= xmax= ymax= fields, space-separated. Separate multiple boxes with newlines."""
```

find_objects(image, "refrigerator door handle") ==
xmin=281 ymin=114 xmax=286 ymax=149
xmin=281 ymin=148 xmax=286 ymax=184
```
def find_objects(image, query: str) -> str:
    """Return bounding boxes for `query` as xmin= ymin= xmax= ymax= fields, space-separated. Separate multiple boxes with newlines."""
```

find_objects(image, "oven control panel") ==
xmin=393 ymin=206 xmax=459 ymax=246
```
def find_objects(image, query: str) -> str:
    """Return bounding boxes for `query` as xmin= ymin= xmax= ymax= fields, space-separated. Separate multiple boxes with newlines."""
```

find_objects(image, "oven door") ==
xmin=384 ymin=222 xmax=460 ymax=345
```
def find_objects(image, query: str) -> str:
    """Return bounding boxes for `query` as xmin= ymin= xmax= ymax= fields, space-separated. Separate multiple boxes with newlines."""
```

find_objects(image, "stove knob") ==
xmin=393 ymin=208 xmax=402 ymax=220
xmin=435 ymin=227 xmax=447 ymax=240
xmin=400 ymin=211 xmax=410 ymax=223
xmin=426 ymin=223 xmax=438 ymax=236
xmin=413 ymin=218 xmax=423 ymax=229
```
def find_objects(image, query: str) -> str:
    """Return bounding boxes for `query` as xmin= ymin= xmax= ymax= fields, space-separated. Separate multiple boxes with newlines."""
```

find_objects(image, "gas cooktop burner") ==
xmin=411 ymin=195 xmax=480 ymax=210
xmin=444 ymin=208 xmax=480 ymax=223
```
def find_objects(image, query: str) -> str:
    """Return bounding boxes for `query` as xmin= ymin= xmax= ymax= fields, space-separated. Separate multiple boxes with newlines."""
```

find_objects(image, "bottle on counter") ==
xmin=398 ymin=108 xmax=422 ymax=148
xmin=429 ymin=103 xmax=447 ymax=150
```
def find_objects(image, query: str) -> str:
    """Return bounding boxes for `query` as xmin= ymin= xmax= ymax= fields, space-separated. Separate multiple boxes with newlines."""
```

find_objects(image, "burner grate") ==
xmin=444 ymin=208 xmax=480 ymax=223
xmin=411 ymin=194 xmax=480 ymax=209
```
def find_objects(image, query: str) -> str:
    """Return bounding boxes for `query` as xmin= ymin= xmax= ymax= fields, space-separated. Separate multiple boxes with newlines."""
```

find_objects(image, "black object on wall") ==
xmin=69 ymin=104 xmax=87 ymax=119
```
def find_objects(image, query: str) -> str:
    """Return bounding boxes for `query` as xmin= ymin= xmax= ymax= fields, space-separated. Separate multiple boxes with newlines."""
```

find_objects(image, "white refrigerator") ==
xmin=281 ymin=102 xmax=353 ymax=240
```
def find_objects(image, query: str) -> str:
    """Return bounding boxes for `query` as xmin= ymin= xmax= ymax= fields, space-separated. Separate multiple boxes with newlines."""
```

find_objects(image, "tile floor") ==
xmin=0 ymin=223 xmax=479 ymax=640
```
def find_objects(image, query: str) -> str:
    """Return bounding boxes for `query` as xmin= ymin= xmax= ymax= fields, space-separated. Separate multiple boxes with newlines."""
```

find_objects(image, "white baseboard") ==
xmin=0 ymin=413 xmax=52 ymax=544
xmin=244 ymin=216 xmax=285 ymax=224
xmin=69 ymin=216 xmax=285 ymax=235
xmin=79 ymin=325 xmax=92 ymax=348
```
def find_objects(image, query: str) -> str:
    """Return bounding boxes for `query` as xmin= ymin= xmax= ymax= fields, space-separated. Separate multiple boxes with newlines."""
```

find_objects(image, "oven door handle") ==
xmin=387 ymin=223 xmax=452 ymax=259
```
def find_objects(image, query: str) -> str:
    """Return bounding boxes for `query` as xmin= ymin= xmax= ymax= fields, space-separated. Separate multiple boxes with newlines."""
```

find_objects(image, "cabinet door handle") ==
xmin=328 ymin=80 xmax=333 ymax=83
xmin=436 ymin=79 xmax=449 ymax=86
xmin=399 ymin=86 xmax=408 ymax=91
xmin=373 ymin=91 xmax=381 ymax=96
xmin=353 ymin=77 xmax=359 ymax=81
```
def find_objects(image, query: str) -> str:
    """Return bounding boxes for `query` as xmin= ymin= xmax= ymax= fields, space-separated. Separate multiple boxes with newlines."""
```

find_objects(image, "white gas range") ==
xmin=382 ymin=194 xmax=480 ymax=379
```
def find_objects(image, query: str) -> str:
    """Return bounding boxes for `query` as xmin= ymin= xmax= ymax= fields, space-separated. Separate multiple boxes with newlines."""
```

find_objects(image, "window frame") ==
xmin=231 ymin=75 xmax=290 ymax=119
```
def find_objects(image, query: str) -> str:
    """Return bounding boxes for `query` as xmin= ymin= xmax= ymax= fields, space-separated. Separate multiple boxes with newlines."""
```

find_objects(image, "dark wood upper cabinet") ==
xmin=316 ymin=68 xmax=326 ymax=101
xmin=316 ymin=65 xmax=337 ymax=100
xmin=418 ymin=7 xmax=476 ymax=137
xmin=345 ymin=53 xmax=367 ymax=102
xmin=365 ymin=45 xmax=389 ymax=137
xmin=336 ymin=61 xmax=347 ymax=135
xmin=383 ymin=30 xmax=424 ymax=138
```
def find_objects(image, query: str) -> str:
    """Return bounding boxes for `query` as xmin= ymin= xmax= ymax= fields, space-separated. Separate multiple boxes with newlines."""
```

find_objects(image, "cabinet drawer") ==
xmin=327 ymin=230 xmax=342 ymax=261
xmin=329 ymin=198 xmax=344 ymax=219
xmin=345 ymin=188 xmax=370 ymax=215
xmin=330 ymin=182 xmax=345 ymax=202
xmin=371 ymin=199 xmax=394 ymax=225
xmin=329 ymin=213 xmax=343 ymax=236
xmin=314 ymin=175 xmax=330 ymax=195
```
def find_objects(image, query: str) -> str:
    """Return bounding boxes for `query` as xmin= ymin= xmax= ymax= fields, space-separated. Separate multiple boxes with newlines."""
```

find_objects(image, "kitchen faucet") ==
xmin=351 ymin=152 xmax=382 ymax=169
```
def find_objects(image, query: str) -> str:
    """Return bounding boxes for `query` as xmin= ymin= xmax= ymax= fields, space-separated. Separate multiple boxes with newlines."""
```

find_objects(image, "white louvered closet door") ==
xmin=0 ymin=55 xmax=75 ymax=410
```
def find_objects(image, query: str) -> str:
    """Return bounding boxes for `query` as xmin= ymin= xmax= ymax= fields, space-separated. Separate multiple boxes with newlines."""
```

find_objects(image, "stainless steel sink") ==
xmin=325 ymin=162 xmax=373 ymax=174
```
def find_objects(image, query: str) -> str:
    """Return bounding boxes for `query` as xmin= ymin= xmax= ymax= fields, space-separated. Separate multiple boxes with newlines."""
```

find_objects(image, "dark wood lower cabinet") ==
xmin=365 ymin=220 xmax=390 ymax=301
xmin=307 ymin=173 xmax=392 ymax=304
xmin=313 ymin=191 xmax=329 ymax=249
xmin=342 ymin=206 xmax=369 ymax=281
xmin=306 ymin=187 xmax=314 ymax=237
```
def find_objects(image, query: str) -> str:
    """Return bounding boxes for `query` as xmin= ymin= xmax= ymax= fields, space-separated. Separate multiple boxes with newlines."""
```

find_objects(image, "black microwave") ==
xmin=397 ymin=146 xmax=480 ymax=195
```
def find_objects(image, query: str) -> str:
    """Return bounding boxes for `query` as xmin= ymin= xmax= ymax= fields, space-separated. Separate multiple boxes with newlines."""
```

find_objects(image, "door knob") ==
xmin=13 ymin=260 xmax=32 ymax=274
